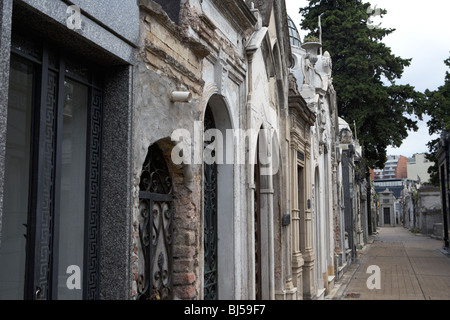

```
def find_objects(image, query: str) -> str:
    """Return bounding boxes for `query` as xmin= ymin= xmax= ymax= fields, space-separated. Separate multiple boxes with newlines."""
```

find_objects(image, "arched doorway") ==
xmin=202 ymin=95 xmax=234 ymax=300
xmin=137 ymin=144 xmax=174 ymax=300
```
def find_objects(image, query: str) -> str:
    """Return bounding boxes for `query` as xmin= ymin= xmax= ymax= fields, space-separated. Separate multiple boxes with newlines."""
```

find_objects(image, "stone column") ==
xmin=260 ymin=182 xmax=275 ymax=300
xmin=290 ymin=144 xmax=304 ymax=299
xmin=301 ymin=144 xmax=315 ymax=299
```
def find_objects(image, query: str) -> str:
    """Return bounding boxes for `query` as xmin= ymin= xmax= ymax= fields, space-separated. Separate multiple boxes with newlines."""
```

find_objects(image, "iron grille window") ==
xmin=137 ymin=144 xmax=174 ymax=300
xmin=203 ymin=106 xmax=218 ymax=300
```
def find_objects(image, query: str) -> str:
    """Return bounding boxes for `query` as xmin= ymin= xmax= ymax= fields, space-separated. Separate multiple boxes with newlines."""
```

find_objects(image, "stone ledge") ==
xmin=139 ymin=0 xmax=210 ymax=59
xmin=315 ymin=288 xmax=326 ymax=300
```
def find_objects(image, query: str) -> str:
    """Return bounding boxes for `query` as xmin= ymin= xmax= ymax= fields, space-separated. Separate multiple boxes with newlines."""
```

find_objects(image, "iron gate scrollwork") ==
xmin=138 ymin=145 xmax=174 ymax=300
xmin=203 ymin=106 xmax=218 ymax=300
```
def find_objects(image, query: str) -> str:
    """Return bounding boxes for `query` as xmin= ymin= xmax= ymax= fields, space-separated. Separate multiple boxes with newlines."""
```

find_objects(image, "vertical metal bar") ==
xmin=33 ymin=42 xmax=57 ymax=300
xmin=51 ymin=50 xmax=64 ymax=300
xmin=149 ymin=199 xmax=154 ymax=298
xmin=23 ymin=54 xmax=40 ymax=300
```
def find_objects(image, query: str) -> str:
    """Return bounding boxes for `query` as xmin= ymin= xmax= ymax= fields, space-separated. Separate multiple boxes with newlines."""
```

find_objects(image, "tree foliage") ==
xmin=299 ymin=0 xmax=423 ymax=169
xmin=422 ymin=56 xmax=450 ymax=186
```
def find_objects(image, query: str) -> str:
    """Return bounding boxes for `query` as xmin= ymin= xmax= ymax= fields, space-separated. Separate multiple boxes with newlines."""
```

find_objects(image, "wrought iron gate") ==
xmin=138 ymin=145 xmax=174 ymax=300
xmin=203 ymin=106 xmax=218 ymax=300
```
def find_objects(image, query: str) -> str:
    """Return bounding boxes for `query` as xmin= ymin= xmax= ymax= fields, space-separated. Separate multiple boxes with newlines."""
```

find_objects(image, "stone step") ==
xmin=316 ymin=288 xmax=326 ymax=300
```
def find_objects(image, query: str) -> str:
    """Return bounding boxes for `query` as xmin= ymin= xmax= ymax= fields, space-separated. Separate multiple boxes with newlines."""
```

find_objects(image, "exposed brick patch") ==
xmin=174 ymin=286 xmax=197 ymax=300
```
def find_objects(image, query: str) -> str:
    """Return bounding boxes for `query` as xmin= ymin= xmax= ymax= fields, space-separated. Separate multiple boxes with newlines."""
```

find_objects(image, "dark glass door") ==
xmin=0 ymin=55 xmax=34 ymax=299
xmin=384 ymin=208 xmax=391 ymax=225
xmin=0 ymin=32 xmax=103 ymax=300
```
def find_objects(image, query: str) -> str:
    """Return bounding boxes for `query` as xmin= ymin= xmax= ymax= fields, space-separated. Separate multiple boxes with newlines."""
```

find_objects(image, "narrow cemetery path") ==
xmin=334 ymin=227 xmax=450 ymax=300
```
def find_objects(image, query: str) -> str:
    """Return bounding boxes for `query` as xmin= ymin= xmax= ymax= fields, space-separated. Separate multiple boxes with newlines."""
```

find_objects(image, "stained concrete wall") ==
xmin=417 ymin=186 xmax=442 ymax=238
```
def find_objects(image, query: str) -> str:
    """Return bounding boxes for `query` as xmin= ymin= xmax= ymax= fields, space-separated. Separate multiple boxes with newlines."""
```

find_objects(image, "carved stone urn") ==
xmin=301 ymin=41 xmax=322 ymax=66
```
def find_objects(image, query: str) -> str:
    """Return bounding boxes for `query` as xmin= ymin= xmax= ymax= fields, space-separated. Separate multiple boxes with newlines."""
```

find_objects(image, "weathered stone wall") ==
xmin=133 ymin=0 xmax=257 ymax=300
xmin=189 ymin=0 xmax=255 ymax=300
xmin=132 ymin=1 xmax=208 ymax=300
xmin=417 ymin=186 xmax=442 ymax=237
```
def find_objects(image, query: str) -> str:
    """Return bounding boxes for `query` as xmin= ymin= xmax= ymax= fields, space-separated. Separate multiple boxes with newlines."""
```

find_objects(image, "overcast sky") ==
xmin=285 ymin=0 xmax=450 ymax=158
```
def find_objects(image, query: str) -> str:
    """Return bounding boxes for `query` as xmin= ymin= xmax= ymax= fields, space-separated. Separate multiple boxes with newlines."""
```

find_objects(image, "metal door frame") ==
xmin=8 ymin=30 xmax=103 ymax=300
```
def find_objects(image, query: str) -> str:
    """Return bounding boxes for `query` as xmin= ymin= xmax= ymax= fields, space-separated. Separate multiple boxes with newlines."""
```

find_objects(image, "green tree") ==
xmin=422 ymin=56 xmax=450 ymax=186
xmin=299 ymin=0 xmax=423 ymax=169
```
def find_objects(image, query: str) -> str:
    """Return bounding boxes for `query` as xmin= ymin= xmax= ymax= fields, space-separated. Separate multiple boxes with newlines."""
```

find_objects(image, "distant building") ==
xmin=371 ymin=155 xmax=408 ymax=180
xmin=407 ymin=153 xmax=432 ymax=183
xmin=373 ymin=179 xmax=415 ymax=199
xmin=373 ymin=178 xmax=415 ymax=227
xmin=395 ymin=156 xmax=408 ymax=179
xmin=378 ymin=189 xmax=396 ymax=226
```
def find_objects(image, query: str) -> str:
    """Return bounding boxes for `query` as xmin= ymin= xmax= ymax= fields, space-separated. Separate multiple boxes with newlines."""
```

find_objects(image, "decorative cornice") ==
xmin=288 ymin=94 xmax=316 ymax=126
xmin=211 ymin=0 xmax=257 ymax=32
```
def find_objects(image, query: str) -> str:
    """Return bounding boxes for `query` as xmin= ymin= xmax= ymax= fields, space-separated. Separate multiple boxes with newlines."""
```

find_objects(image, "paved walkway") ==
xmin=329 ymin=227 xmax=450 ymax=300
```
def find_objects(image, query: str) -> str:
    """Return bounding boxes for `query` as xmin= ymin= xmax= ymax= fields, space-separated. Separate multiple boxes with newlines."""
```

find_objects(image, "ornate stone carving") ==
xmin=322 ymin=51 xmax=332 ymax=75
xmin=289 ymin=73 xmax=300 ymax=95
xmin=302 ymin=56 xmax=313 ymax=86
xmin=339 ymin=128 xmax=353 ymax=144
xmin=214 ymin=50 xmax=229 ymax=96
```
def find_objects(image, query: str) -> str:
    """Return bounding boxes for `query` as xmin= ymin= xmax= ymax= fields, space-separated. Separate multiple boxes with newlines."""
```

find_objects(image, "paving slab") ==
xmin=332 ymin=227 xmax=450 ymax=300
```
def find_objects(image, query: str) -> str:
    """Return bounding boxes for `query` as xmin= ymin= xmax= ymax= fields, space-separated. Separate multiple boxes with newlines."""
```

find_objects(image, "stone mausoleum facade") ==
xmin=0 ymin=0 xmax=373 ymax=300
